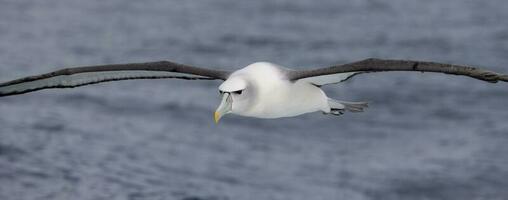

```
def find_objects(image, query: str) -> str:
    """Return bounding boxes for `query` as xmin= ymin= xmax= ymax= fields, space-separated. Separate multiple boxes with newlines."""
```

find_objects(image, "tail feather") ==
xmin=340 ymin=100 xmax=368 ymax=112
xmin=327 ymin=98 xmax=368 ymax=115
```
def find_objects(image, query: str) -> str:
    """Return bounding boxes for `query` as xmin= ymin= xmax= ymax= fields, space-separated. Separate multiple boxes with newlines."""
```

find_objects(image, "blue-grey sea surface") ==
xmin=0 ymin=0 xmax=507 ymax=200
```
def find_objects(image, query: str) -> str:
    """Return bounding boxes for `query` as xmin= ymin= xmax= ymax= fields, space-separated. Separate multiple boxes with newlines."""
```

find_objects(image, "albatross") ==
xmin=0 ymin=58 xmax=506 ymax=123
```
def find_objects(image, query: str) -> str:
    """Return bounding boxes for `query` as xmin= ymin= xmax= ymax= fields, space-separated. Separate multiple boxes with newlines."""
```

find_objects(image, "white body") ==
xmin=219 ymin=62 xmax=330 ymax=118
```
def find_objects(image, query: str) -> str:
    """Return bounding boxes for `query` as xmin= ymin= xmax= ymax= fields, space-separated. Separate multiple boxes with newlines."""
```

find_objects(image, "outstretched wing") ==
xmin=0 ymin=61 xmax=231 ymax=97
xmin=290 ymin=58 xmax=508 ymax=85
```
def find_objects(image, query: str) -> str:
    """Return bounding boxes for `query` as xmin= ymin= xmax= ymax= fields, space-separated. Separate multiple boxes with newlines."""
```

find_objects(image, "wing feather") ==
xmin=297 ymin=72 xmax=363 ymax=86
xmin=289 ymin=58 xmax=508 ymax=84
xmin=0 ymin=61 xmax=231 ymax=97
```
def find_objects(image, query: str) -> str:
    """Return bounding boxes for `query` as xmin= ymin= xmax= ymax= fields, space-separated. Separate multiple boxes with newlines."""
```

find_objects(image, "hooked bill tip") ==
xmin=214 ymin=112 xmax=220 ymax=124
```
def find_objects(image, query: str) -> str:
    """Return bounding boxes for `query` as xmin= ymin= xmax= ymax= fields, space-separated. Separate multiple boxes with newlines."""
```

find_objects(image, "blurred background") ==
xmin=0 ymin=0 xmax=507 ymax=199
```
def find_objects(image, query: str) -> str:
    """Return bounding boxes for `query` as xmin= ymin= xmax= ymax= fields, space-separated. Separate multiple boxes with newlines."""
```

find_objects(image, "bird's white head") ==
xmin=214 ymin=76 xmax=249 ymax=123
xmin=214 ymin=62 xmax=286 ymax=123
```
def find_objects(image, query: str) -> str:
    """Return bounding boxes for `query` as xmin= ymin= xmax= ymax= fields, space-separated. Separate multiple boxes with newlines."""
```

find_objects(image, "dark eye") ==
xmin=233 ymin=90 xmax=243 ymax=95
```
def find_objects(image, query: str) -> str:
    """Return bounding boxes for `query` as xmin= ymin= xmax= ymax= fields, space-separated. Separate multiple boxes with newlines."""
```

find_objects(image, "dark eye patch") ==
xmin=232 ymin=90 xmax=243 ymax=95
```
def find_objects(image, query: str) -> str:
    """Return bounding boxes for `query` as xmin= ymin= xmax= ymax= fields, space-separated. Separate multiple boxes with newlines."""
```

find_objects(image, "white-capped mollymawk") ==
xmin=0 ymin=58 xmax=506 ymax=123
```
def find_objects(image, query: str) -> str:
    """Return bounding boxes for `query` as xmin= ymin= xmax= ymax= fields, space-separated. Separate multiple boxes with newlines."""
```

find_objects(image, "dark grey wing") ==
xmin=289 ymin=58 xmax=508 ymax=85
xmin=0 ymin=61 xmax=231 ymax=97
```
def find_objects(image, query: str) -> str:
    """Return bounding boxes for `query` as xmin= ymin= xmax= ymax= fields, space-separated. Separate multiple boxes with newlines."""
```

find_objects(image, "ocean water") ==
xmin=0 ymin=0 xmax=507 ymax=199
